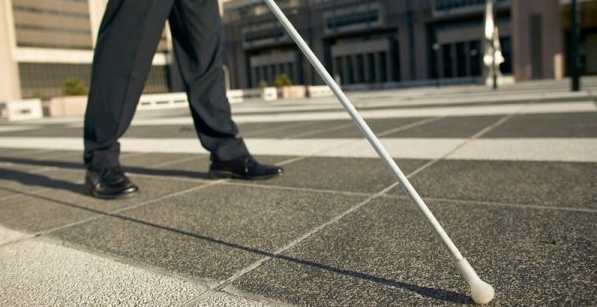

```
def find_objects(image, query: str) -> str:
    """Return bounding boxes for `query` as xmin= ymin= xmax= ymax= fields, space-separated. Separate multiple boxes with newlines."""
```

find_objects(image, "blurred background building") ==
xmin=1 ymin=0 xmax=596 ymax=102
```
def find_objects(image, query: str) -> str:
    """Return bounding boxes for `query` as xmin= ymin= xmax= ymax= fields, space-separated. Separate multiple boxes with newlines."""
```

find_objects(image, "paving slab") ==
xmin=120 ymin=152 xmax=210 ymax=180
xmin=123 ymin=124 xmax=200 ymax=139
xmin=483 ymin=112 xmax=597 ymax=138
xmin=0 ymin=225 xmax=32 ymax=245
xmin=231 ymin=197 xmax=597 ymax=306
xmin=381 ymin=115 xmax=501 ymax=138
xmin=0 ymin=238 xmax=207 ymax=307
xmin=139 ymin=154 xmax=290 ymax=180
xmin=447 ymin=138 xmax=597 ymax=162
xmin=0 ymin=192 xmax=99 ymax=233
xmin=0 ymin=125 xmax=82 ymax=137
xmin=49 ymin=184 xmax=368 ymax=280
xmin=399 ymin=160 xmax=597 ymax=209
xmin=257 ymin=156 xmax=428 ymax=194
xmin=0 ymin=171 xmax=207 ymax=234
xmin=0 ymin=83 xmax=596 ymax=306
xmin=276 ymin=118 xmax=426 ymax=139
xmin=120 ymin=152 xmax=200 ymax=168
xmin=187 ymin=291 xmax=279 ymax=307
xmin=239 ymin=121 xmax=332 ymax=138
xmin=48 ymin=215 xmax=265 ymax=281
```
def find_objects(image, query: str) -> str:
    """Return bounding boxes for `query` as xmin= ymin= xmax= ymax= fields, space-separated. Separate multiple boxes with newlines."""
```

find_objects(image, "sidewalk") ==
xmin=1 ymin=80 xmax=596 ymax=306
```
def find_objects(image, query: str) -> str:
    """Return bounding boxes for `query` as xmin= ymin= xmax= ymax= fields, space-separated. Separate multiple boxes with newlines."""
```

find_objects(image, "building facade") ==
xmin=1 ymin=0 xmax=596 ymax=102
xmin=0 ymin=0 xmax=178 ymax=101
xmin=222 ymin=0 xmax=597 ymax=89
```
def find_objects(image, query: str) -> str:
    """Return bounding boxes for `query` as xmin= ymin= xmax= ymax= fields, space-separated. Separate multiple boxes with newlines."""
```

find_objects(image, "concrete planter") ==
xmin=0 ymin=98 xmax=43 ymax=121
xmin=277 ymin=85 xmax=306 ymax=99
xmin=43 ymin=95 xmax=88 ymax=117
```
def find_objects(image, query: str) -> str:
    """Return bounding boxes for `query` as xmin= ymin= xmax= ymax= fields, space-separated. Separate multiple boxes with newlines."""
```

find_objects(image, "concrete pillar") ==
xmin=0 ymin=0 xmax=21 ymax=101
xmin=363 ymin=53 xmax=372 ymax=83
xmin=374 ymin=53 xmax=382 ymax=83
xmin=347 ymin=55 xmax=354 ymax=84
xmin=250 ymin=66 xmax=257 ymax=87
xmin=351 ymin=55 xmax=359 ymax=83
xmin=267 ymin=65 xmax=273 ymax=83
xmin=386 ymin=52 xmax=394 ymax=82
xmin=398 ymin=22 xmax=412 ymax=81
xmin=412 ymin=22 xmax=429 ymax=80
xmin=450 ymin=44 xmax=457 ymax=78
xmin=341 ymin=56 xmax=350 ymax=84
xmin=512 ymin=0 xmax=564 ymax=81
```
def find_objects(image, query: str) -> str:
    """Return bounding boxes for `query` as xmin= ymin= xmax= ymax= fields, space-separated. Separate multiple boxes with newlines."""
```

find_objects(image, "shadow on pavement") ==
xmin=0 ymin=156 xmax=470 ymax=304
xmin=0 ymin=156 xmax=211 ymax=196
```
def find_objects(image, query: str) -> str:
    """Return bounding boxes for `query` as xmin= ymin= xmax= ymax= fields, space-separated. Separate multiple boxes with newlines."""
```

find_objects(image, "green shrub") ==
xmin=273 ymin=74 xmax=293 ymax=88
xmin=258 ymin=80 xmax=269 ymax=89
xmin=63 ymin=78 xmax=88 ymax=96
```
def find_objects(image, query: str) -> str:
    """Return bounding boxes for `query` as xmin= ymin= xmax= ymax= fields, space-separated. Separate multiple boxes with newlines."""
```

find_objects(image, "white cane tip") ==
xmin=470 ymin=279 xmax=495 ymax=305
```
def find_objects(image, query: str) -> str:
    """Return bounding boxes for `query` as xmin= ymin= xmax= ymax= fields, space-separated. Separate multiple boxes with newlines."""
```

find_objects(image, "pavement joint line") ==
xmin=270 ymin=154 xmax=311 ymax=167
xmin=378 ymin=192 xmax=597 ymax=214
xmin=0 ymin=148 xmax=56 ymax=158
xmin=149 ymin=154 xmax=206 ymax=168
xmin=466 ymin=100 xmax=530 ymax=139
xmin=0 ymin=182 xmax=76 ymax=204
xmin=125 ymin=101 xmax=596 ymax=126
xmin=14 ymin=236 xmax=224 ymax=306
xmin=2 ymin=136 xmax=596 ymax=165
xmin=0 ymin=168 xmax=87 ymax=203
xmin=375 ymin=116 xmax=444 ymax=137
xmin=104 ymin=180 xmax=226 ymax=216
xmin=426 ymin=197 xmax=597 ymax=213
xmin=248 ymin=121 xmax=313 ymax=137
xmin=283 ymin=122 xmax=355 ymax=138
xmin=402 ymin=103 xmax=527 ymax=180
xmin=120 ymin=151 xmax=153 ymax=160
xmin=209 ymin=180 xmax=401 ymax=294
xmin=51 ymin=236 xmax=220 ymax=289
xmin=218 ymin=180 xmax=376 ymax=198
xmin=126 ymin=172 xmax=215 ymax=184
xmin=20 ymin=148 xmax=81 ymax=161
xmin=32 ymin=180 xmax=224 ymax=239
xmin=0 ymin=231 xmax=38 ymax=249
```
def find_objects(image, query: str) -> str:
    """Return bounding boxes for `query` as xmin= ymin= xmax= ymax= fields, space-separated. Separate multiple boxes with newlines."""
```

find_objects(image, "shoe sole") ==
xmin=85 ymin=179 xmax=139 ymax=200
xmin=209 ymin=170 xmax=282 ymax=180
xmin=90 ymin=189 xmax=138 ymax=200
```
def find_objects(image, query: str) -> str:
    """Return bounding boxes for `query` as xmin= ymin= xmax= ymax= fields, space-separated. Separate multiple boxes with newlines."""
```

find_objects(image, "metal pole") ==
xmin=571 ymin=0 xmax=581 ymax=91
xmin=433 ymin=43 xmax=441 ymax=87
xmin=492 ymin=0 xmax=498 ymax=89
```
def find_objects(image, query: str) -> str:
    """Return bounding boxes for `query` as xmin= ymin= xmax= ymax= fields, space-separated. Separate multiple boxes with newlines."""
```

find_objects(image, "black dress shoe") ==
xmin=209 ymin=156 xmax=283 ymax=180
xmin=85 ymin=166 xmax=139 ymax=199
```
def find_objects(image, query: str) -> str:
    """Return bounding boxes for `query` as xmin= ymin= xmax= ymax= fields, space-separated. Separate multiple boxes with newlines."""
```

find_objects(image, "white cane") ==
xmin=262 ymin=0 xmax=495 ymax=304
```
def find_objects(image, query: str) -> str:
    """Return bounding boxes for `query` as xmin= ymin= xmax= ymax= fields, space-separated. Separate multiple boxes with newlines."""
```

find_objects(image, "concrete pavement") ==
xmin=1 ymin=78 xmax=596 ymax=306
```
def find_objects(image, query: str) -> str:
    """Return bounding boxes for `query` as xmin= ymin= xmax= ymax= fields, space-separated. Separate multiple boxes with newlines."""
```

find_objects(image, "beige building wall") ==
xmin=218 ymin=0 xmax=232 ymax=15
xmin=88 ymin=0 xmax=108 ymax=46
xmin=512 ymin=0 xmax=564 ymax=81
xmin=3 ymin=0 xmax=172 ymax=99
xmin=0 ymin=0 xmax=21 ymax=101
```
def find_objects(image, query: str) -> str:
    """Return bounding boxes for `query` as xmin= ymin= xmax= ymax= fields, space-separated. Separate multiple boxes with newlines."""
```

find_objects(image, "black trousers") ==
xmin=83 ymin=0 xmax=248 ymax=171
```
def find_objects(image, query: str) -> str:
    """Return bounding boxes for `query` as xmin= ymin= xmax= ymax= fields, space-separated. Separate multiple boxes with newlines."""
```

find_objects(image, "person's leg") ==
xmin=168 ymin=0 xmax=282 ymax=179
xmin=168 ymin=0 xmax=247 ymax=160
xmin=84 ymin=0 xmax=174 ymax=171
xmin=84 ymin=0 xmax=175 ymax=197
